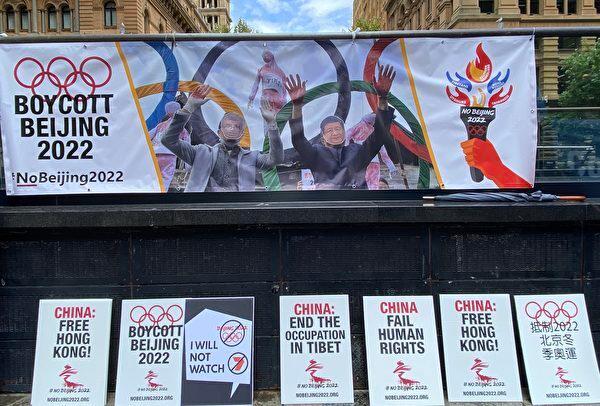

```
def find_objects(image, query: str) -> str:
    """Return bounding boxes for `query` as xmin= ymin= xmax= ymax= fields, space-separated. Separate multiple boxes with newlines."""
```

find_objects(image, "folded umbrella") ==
xmin=423 ymin=191 xmax=585 ymax=202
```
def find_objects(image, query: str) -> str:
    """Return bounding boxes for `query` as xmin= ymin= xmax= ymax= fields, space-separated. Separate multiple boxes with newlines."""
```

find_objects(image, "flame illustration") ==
xmin=487 ymin=69 xmax=510 ymax=94
xmin=471 ymin=88 xmax=487 ymax=107
xmin=446 ymin=86 xmax=471 ymax=106
xmin=488 ymin=85 xmax=513 ymax=107
xmin=466 ymin=43 xmax=492 ymax=83
xmin=446 ymin=71 xmax=472 ymax=92
xmin=446 ymin=42 xmax=513 ymax=108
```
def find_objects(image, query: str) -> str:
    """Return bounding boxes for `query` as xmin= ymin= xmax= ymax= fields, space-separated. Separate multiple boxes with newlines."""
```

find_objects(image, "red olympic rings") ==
xmin=468 ymin=125 xmax=487 ymax=136
xmin=13 ymin=56 xmax=111 ymax=96
xmin=129 ymin=304 xmax=183 ymax=326
xmin=525 ymin=300 xmax=578 ymax=324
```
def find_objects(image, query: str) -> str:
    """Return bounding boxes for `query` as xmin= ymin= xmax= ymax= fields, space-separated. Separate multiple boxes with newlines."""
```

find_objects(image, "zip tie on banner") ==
xmin=171 ymin=31 xmax=177 ymax=50
xmin=531 ymin=27 xmax=535 ymax=41
xmin=352 ymin=28 xmax=360 ymax=44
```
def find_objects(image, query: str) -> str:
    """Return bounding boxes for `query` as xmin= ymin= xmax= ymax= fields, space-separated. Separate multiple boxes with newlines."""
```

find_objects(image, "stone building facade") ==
xmin=0 ymin=0 xmax=211 ymax=34
xmin=354 ymin=0 xmax=600 ymax=104
xmin=197 ymin=0 xmax=230 ymax=31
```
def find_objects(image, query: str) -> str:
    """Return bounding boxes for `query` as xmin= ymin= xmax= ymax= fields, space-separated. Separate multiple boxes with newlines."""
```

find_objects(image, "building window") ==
xmin=519 ymin=0 xmax=527 ymax=13
xmin=143 ymin=9 xmax=149 ymax=33
xmin=595 ymin=0 xmax=599 ymax=12
xmin=19 ymin=5 xmax=29 ymax=31
xmin=158 ymin=22 xmax=164 ymax=33
xmin=6 ymin=5 xmax=15 ymax=31
xmin=479 ymin=0 xmax=495 ymax=13
xmin=104 ymin=1 xmax=117 ymax=27
xmin=47 ymin=5 xmax=57 ymax=30
xmin=61 ymin=5 xmax=71 ymax=30
xmin=567 ymin=0 xmax=577 ymax=13
xmin=558 ymin=36 xmax=581 ymax=50
xmin=530 ymin=0 xmax=539 ymax=13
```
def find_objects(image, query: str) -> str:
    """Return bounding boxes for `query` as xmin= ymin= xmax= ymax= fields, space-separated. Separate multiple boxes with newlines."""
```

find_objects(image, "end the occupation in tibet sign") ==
xmin=31 ymin=299 xmax=112 ymax=406
xmin=280 ymin=295 xmax=354 ymax=404
xmin=514 ymin=294 xmax=600 ymax=404
xmin=115 ymin=298 xmax=254 ymax=406
xmin=440 ymin=294 xmax=522 ymax=402
xmin=363 ymin=296 xmax=444 ymax=405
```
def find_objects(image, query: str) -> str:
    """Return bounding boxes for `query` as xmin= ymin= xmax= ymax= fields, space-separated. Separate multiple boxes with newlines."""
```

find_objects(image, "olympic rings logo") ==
xmin=468 ymin=125 xmax=487 ymax=136
xmin=525 ymin=300 xmax=578 ymax=325
xmin=129 ymin=304 xmax=183 ymax=326
xmin=13 ymin=56 xmax=112 ymax=96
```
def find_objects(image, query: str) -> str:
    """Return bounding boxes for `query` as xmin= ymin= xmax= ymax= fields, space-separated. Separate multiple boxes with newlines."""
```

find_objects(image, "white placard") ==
xmin=280 ymin=295 xmax=354 ymax=404
xmin=31 ymin=299 xmax=112 ymax=406
xmin=115 ymin=299 xmax=185 ymax=406
xmin=440 ymin=294 xmax=522 ymax=402
xmin=363 ymin=296 xmax=444 ymax=405
xmin=514 ymin=294 xmax=600 ymax=405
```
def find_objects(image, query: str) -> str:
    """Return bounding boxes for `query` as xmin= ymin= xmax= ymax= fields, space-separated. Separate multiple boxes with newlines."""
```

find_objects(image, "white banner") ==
xmin=279 ymin=295 xmax=354 ymax=404
xmin=439 ymin=294 xmax=522 ymax=402
xmin=363 ymin=296 xmax=444 ymax=405
xmin=31 ymin=299 xmax=112 ymax=406
xmin=514 ymin=294 xmax=600 ymax=405
xmin=0 ymin=37 xmax=536 ymax=194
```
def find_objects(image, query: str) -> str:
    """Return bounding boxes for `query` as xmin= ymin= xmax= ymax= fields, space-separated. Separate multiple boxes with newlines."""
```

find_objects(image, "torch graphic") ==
xmin=446 ymin=43 xmax=513 ymax=182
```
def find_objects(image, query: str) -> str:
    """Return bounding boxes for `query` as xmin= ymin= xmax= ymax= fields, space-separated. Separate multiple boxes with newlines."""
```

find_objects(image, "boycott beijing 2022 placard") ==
xmin=514 ymin=294 xmax=600 ymax=405
xmin=440 ymin=294 xmax=522 ymax=403
xmin=115 ymin=298 xmax=254 ymax=406
xmin=0 ymin=36 xmax=536 ymax=195
xmin=31 ymin=299 xmax=112 ymax=406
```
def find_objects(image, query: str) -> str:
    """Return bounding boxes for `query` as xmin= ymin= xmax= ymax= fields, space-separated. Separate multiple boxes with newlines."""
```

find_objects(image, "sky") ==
xmin=230 ymin=0 xmax=354 ymax=33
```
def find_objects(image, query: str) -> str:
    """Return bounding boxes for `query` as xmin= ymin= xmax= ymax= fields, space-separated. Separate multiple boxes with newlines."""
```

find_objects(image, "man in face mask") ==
xmin=161 ymin=84 xmax=283 ymax=192
xmin=285 ymin=64 xmax=397 ymax=189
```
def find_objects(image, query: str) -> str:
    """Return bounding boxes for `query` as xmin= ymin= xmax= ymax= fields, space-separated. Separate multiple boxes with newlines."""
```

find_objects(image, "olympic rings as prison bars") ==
xmin=13 ymin=56 xmax=112 ymax=96
xmin=129 ymin=304 xmax=184 ymax=326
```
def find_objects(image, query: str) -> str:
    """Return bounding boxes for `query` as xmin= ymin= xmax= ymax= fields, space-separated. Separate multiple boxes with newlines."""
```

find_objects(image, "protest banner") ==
xmin=115 ymin=297 xmax=254 ymax=406
xmin=363 ymin=296 xmax=444 ymax=405
xmin=514 ymin=294 xmax=600 ymax=405
xmin=182 ymin=297 xmax=254 ymax=406
xmin=31 ymin=299 xmax=112 ymax=406
xmin=279 ymin=295 xmax=354 ymax=404
xmin=440 ymin=294 xmax=522 ymax=402
xmin=0 ymin=36 xmax=536 ymax=194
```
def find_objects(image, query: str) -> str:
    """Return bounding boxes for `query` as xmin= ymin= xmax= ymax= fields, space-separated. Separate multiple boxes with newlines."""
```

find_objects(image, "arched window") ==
xmin=61 ymin=4 xmax=71 ymax=30
xmin=19 ymin=5 xmax=29 ymax=31
xmin=5 ymin=5 xmax=15 ymax=31
xmin=47 ymin=4 xmax=57 ymax=30
xmin=143 ymin=9 xmax=149 ymax=33
xmin=104 ymin=1 xmax=116 ymax=27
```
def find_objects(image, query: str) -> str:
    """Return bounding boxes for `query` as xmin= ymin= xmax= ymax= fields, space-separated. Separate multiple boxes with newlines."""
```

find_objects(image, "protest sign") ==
xmin=31 ymin=299 xmax=112 ymax=406
xmin=182 ymin=297 xmax=254 ymax=406
xmin=115 ymin=297 xmax=254 ymax=406
xmin=115 ymin=298 xmax=185 ymax=406
xmin=280 ymin=295 xmax=354 ymax=404
xmin=363 ymin=296 xmax=444 ymax=405
xmin=440 ymin=294 xmax=522 ymax=402
xmin=0 ymin=37 xmax=536 ymax=194
xmin=514 ymin=294 xmax=600 ymax=405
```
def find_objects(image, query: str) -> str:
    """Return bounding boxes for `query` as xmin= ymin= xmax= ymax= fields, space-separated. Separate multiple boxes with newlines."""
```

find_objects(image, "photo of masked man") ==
xmin=285 ymin=64 xmax=397 ymax=189
xmin=161 ymin=84 xmax=283 ymax=192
